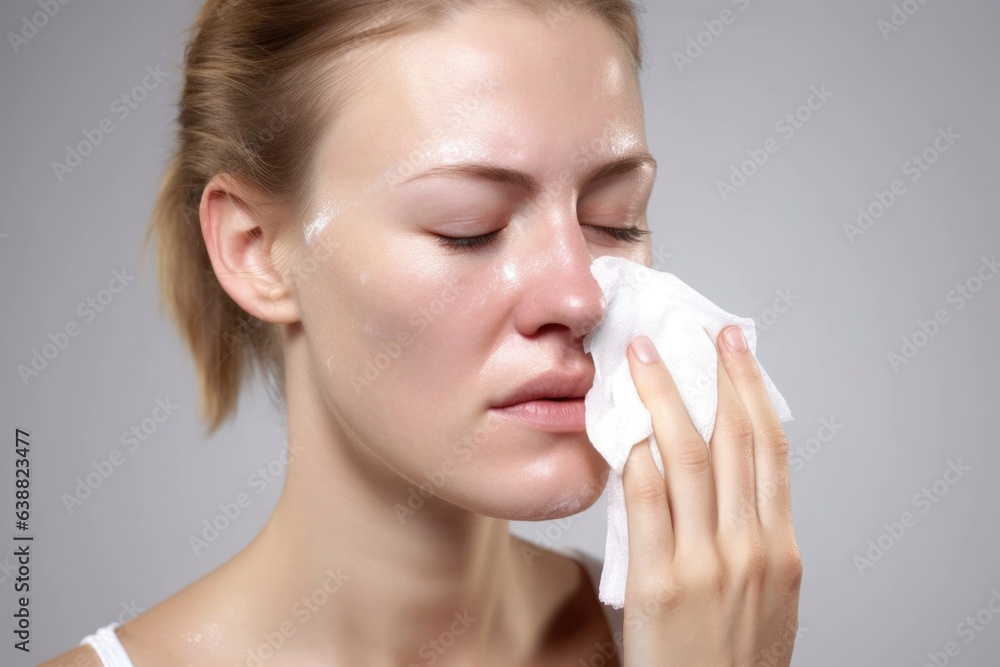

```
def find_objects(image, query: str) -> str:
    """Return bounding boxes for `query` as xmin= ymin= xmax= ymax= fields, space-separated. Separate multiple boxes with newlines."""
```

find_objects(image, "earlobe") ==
xmin=199 ymin=175 xmax=300 ymax=325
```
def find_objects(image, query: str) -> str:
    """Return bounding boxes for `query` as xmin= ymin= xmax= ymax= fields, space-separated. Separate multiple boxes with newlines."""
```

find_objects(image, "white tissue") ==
xmin=582 ymin=255 xmax=793 ymax=609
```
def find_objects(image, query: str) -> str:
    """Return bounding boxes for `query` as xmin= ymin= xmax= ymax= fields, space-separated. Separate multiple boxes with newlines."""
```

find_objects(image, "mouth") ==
xmin=490 ymin=398 xmax=586 ymax=432
xmin=490 ymin=368 xmax=593 ymax=432
xmin=492 ymin=372 xmax=593 ymax=407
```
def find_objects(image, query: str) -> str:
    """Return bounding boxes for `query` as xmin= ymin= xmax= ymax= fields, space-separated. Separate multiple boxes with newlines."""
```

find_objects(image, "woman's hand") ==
xmin=620 ymin=326 xmax=803 ymax=667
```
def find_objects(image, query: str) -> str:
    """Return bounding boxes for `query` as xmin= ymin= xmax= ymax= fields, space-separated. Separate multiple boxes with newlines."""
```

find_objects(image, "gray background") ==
xmin=2 ymin=0 xmax=998 ymax=664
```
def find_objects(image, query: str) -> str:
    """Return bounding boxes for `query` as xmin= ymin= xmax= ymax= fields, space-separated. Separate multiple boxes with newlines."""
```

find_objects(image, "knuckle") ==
xmin=758 ymin=423 xmax=790 ymax=456
xmin=730 ymin=358 xmax=763 ymax=386
xmin=679 ymin=552 xmax=726 ymax=594
xmin=777 ymin=542 xmax=805 ymax=587
xmin=717 ymin=415 xmax=755 ymax=447
xmin=633 ymin=574 xmax=685 ymax=612
xmin=674 ymin=437 xmax=711 ymax=472
xmin=628 ymin=473 xmax=667 ymax=506
xmin=724 ymin=535 xmax=767 ymax=585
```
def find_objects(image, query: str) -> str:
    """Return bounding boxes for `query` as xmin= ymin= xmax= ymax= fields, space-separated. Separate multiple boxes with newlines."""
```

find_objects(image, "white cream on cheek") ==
xmin=300 ymin=172 xmax=391 ymax=235
xmin=303 ymin=200 xmax=344 ymax=248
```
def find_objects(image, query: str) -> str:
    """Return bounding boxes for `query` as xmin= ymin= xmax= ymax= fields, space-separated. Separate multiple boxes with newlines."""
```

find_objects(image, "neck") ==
xmin=217 ymin=332 xmax=563 ymax=665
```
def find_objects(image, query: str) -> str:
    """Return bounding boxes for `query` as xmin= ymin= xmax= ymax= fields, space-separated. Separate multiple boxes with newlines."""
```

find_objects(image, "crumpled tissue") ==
xmin=582 ymin=255 xmax=794 ymax=609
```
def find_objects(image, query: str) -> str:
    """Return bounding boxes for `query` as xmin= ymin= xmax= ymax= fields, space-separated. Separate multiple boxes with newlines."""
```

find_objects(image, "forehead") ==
xmin=312 ymin=7 xmax=646 ymax=194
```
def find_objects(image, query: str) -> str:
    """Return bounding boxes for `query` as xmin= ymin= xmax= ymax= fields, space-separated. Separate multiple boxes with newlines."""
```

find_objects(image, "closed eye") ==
xmin=435 ymin=225 xmax=650 ymax=252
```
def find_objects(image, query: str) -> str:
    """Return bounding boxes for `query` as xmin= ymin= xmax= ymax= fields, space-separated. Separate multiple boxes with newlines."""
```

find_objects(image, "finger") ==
xmin=704 ymin=328 xmax=758 ymax=537
xmin=627 ymin=335 xmax=717 ymax=551
xmin=622 ymin=437 xmax=675 ymax=566
xmin=716 ymin=325 xmax=792 ymax=531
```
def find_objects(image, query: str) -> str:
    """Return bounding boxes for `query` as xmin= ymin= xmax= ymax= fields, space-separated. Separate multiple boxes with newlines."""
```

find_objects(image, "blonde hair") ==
xmin=141 ymin=0 xmax=644 ymax=435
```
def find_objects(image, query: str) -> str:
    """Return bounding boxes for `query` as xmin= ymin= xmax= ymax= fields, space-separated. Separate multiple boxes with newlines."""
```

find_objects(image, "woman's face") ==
xmin=292 ymin=7 xmax=655 ymax=520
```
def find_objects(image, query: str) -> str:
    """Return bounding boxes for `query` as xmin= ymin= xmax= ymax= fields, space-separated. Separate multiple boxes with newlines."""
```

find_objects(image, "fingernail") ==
xmin=631 ymin=335 xmax=660 ymax=364
xmin=723 ymin=326 xmax=747 ymax=352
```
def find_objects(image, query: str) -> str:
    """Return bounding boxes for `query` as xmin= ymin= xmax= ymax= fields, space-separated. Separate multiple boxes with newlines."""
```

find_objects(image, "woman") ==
xmin=41 ymin=1 xmax=802 ymax=665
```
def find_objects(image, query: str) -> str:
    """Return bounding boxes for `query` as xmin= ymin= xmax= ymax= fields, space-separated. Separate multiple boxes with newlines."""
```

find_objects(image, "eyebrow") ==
xmin=399 ymin=151 xmax=657 ymax=194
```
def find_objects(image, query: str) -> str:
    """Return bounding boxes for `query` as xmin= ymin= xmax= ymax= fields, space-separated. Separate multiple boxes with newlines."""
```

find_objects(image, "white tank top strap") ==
xmin=79 ymin=621 xmax=135 ymax=667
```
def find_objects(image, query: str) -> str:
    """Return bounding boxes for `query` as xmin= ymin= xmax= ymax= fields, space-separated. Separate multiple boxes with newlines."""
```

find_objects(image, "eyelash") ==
xmin=436 ymin=225 xmax=651 ymax=252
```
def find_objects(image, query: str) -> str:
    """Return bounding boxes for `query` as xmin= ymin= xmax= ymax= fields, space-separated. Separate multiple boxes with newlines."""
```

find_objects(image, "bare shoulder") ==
xmin=32 ymin=580 xmax=217 ymax=667
xmin=34 ymin=643 xmax=101 ymax=667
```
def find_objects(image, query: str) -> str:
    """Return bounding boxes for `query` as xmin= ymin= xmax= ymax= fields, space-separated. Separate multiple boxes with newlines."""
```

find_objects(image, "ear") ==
xmin=199 ymin=173 xmax=300 ymax=325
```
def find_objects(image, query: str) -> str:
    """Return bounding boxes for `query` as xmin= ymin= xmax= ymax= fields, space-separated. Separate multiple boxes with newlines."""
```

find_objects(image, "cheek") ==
xmin=306 ymin=243 xmax=486 ymax=415
xmin=312 ymin=254 xmax=511 ymax=481
xmin=296 ymin=238 xmax=616 ymax=515
xmin=359 ymin=274 xmax=471 ymax=388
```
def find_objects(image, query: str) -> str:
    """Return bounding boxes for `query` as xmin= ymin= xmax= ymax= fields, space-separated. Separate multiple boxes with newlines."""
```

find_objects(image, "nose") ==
xmin=509 ymin=220 xmax=609 ymax=343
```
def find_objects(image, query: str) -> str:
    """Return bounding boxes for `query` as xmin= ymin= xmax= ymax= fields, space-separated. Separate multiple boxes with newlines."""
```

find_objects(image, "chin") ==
xmin=464 ymin=447 xmax=611 ymax=521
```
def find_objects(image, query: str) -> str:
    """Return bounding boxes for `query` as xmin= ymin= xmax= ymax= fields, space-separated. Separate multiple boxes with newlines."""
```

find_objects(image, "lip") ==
xmin=490 ymin=398 xmax=587 ymax=432
xmin=492 ymin=370 xmax=594 ymax=408
xmin=490 ymin=370 xmax=594 ymax=432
